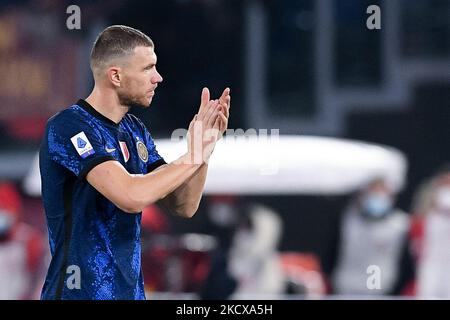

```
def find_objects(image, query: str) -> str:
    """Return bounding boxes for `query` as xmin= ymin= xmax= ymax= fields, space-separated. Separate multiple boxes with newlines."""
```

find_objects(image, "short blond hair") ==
xmin=90 ymin=25 xmax=154 ymax=74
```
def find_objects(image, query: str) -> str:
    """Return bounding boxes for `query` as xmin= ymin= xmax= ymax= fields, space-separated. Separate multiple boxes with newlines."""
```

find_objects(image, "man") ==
xmin=0 ymin=182 xmax=45 ymax=299
xmin=330 ymin=178 xmax=412 ymax=296
xmin=39 ymin=25 xmax=230 ymax=300
xmin=411 ymin=167 xmax=450 ymax=298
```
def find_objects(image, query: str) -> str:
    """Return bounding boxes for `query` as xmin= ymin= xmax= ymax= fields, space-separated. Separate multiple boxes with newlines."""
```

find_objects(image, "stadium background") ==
xmin=0 ymin=0 xmax=449 ymax=299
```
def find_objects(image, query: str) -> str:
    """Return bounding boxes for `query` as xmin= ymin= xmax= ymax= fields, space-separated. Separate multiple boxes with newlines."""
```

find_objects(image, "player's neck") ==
xmin=85 ymin=88 xmax=129 ymax=124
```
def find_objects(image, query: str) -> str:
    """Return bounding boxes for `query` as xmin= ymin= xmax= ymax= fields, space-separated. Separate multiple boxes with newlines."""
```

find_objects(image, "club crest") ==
xmin=136 ymin=141 xmax=148 ymax=162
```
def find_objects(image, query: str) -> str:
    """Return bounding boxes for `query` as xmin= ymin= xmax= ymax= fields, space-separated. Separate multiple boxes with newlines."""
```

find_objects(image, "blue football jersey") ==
xmin=39 ymin=99 xmax=166 ymax=300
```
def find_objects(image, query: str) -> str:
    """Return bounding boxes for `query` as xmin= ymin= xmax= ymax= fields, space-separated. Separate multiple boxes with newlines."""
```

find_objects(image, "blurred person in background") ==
xmin=140 ymin=204 xmax=171 ymax=294
xmin=409 ymin=167 xmax=450 ymax=299
xmin=330 ymin=178 xmax=414 ymax=297
xmin=0 ymin=182 xmax=45 ymax=300
xmin=200 ymin=196 xmax=284 ymax=299
xmin=199 ymin=195 xmax=239 ymax=299
xmin=228 ymin=202 xmax=284 ymax=298
xmin=141 ymin=204 xmax=214 ymax=296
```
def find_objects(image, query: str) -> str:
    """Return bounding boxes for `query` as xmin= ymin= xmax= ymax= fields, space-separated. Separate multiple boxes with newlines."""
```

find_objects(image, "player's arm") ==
xmin=87 ymin=96 xmax=223 ymax=216
xmin=156 ymin=163 xmax=208 ymax=218
xmin=86 ymin=154 xmax=201 ymax=214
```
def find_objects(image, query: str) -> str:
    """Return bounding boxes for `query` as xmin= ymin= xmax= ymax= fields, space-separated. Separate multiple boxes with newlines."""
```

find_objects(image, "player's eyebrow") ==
xmin=144 ymin=56 xmax=157 ymax=69
xmin=143 ymin=62 xmax=156 ymax=70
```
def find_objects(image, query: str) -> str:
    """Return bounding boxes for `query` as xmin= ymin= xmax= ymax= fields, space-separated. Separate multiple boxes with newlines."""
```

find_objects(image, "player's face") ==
xmin=118 ymin=46 xmax=163 ymax=108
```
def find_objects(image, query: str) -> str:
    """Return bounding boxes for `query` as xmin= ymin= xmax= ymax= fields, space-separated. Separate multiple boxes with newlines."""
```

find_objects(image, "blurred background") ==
xmin=0 ymin=0 xmax=449 ymax=299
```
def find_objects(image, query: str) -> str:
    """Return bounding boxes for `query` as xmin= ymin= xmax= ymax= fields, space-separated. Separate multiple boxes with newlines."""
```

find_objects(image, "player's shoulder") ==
xmin=44 ymin=102 xmax=101 ymax=142
xmin=47 ymin=102 xmax=87 ymax=127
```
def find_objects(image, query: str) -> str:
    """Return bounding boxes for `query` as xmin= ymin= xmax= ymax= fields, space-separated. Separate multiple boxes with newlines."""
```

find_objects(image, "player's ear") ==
xmin=107 ymin=67 xmax=122 ymax=87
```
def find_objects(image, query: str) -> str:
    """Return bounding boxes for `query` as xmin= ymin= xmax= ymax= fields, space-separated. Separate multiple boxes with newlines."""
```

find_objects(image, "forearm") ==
xmin=126 ymin=153 xmax=202 ymax=212
xmin=161 ymin=163 xmax=209 ymax=217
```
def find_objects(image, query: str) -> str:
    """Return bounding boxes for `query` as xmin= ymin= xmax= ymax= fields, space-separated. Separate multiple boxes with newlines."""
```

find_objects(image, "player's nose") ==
xmin=152 ymin=70 xmax=163 ymax=83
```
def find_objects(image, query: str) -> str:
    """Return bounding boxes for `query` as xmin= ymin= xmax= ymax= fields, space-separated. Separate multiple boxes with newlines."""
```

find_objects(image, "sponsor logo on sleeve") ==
xmin=70 ymin=131 xmax=95 ymax=159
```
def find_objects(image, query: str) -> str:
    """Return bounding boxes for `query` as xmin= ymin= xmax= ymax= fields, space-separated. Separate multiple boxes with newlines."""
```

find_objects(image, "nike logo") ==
xmin=105 ymin=147 xmax=116 ymax=153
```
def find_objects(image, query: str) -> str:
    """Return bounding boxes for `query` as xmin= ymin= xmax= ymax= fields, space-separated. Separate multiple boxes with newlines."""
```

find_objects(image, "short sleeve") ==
xmin=46 ymin=112 xmax=115 ymax=179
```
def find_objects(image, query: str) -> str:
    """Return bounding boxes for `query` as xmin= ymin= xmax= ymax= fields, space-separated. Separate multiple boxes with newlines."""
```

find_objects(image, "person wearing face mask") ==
xmin=0 ymin=209 xmax=14 ymax=239
xmin=0 ymin=182 xmax=45 ymax=300
xmin=329 ymin=178 xmax=413 ymax=297
xmin=409 ymin=168 xmax=450 ymax=298
xmin=360 ymin=189 xmax=395 ymax=219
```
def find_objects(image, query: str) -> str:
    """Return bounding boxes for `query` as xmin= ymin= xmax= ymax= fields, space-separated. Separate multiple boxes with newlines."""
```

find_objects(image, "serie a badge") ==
xmin=136 ymin=141 xmax=148 ymax=162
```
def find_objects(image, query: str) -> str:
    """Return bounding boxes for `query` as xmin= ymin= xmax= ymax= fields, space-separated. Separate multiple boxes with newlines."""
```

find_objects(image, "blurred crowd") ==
xmin=1 ymin=165 xmax=450 ymax=299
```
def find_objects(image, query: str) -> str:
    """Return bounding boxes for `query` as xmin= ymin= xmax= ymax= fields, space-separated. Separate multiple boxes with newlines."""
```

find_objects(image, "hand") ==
xmin=197 ymin=87 xmax=230 ymax=132
xmin=217 ymin=87 xmax=230 ymax=138
xmin=187 ymin=88 xmax=222 ymax=164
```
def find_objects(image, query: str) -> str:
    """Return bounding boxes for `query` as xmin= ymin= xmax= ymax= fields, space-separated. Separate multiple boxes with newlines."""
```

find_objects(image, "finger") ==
xmin=218 ymin=111 xmax=227 ymax=124
xmin=199 ymin=87 xmax=210 ymax=114
xmin=223 ymin=95 xmax=230 ymax=118
xmin=213 ymin=115 xmax=221 ymax=131
xmin=214 ymin=115 xmax=225 ymax=140
xmin=188 ymin=114 xmax=197 ymax=130
xmin=218 ymin=111 xmax=228 ymax=132
xmin=219 ymin=95 xmax=230 ymax=120
xmin=212 ymin=115 xmax=221 ymax=139
xmin=198 ymin=100 xmax=214 ymax=121
xmin=218 ymin=87 xmax=230 ymax=105
xmin=206 ymin=101 xmax=220 ymax=128
xmin=209 ymin=101 xmax=221 ymax=127
xmin=218 ymin=88 xmax=230 ymax=109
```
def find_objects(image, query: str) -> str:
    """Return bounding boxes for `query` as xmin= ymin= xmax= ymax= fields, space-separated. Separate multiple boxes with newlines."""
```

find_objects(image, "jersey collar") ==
xmin=77 ymin=99 xmax=121 ymax=128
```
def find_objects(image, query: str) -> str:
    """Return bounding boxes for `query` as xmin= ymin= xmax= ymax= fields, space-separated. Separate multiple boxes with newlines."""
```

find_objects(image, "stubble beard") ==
xmin=118 ymin=91 xmax=151 ymax=109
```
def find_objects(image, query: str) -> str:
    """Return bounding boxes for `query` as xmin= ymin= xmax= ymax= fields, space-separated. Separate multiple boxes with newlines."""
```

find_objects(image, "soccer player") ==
xmin=39 ymin=25 xmax=230 ymax=300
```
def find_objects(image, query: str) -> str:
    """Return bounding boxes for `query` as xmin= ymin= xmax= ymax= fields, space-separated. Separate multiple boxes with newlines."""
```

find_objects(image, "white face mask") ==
xmin=0 ymin=211 xmax=13 ymax=237
xmin=434 ymin=187 xmax=450 ymax=212
xmin=361 ymin=192 xmax=393 ymax=218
